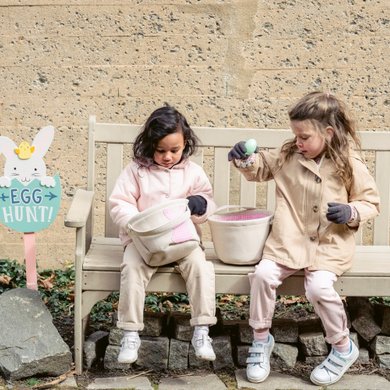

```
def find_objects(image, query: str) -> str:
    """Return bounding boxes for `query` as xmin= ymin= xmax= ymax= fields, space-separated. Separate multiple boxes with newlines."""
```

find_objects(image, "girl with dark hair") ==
xmin=228 ymin=91 xmax=380 ymax=386
xmin=109 ymin=105 xmax=217 ymax=365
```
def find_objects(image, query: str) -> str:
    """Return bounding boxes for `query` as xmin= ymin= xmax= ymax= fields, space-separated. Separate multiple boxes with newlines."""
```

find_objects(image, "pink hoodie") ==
xmin=109 ymin=158 xmax=216 ymax=247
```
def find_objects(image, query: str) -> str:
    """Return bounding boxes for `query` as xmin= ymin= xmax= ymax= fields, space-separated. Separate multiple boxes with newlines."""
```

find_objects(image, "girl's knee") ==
xmin=305 ymin=270 xmax=337 ymax=302
xmin=180 ymin=253 xmax=211 ymax=275
xmin=250 ymin=264 xmax=277 ymax=287
xmin=305 ymin=282 xmax=335 ymax=303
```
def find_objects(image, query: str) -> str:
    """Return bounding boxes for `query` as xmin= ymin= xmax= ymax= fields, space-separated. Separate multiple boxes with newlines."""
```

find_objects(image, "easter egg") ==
xmin=245 ymin=138 xmax=257 ymax=155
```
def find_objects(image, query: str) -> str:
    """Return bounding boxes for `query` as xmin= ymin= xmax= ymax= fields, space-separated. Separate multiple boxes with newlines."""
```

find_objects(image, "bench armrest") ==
xmin=64 ymin=189 xmax=95 ymax=228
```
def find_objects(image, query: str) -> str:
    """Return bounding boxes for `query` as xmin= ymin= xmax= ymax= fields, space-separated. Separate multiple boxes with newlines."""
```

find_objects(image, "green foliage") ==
xmin=0 ymin=259 xmax=193 ymax=329
xmin=24 ymin=377 xmax=40 ymax=386
xmin=145 ymin=293 xmax=159 ymax=309
xmin=144 ymin=292 xmax=190 ymax=313
xmin=0 ymin=259 xmax=75 ymax=319
xmin=0 ymin=259 xmax=26 ymax=292
xmin=39 ymin=266 xmax=76 ymax=318
xmin=216 ymin=293 xmax=249 ymax=320
xmin=6 ymin=258 xmax=376 ymax=333
xmin=89 ymin=292 xmax=119 ymax=330
xmin=370 ymin=296 xmax=390 ymax=306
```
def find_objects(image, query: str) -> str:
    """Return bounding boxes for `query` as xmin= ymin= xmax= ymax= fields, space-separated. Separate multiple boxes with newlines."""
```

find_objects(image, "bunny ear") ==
xmin=32 ymin=125 xmax=55 ymax=157
xmin=0 ymin=136 xmax=18 ymax=159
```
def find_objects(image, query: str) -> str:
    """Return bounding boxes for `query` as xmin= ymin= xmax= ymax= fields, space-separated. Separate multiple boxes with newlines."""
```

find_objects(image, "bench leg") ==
xmin=74 ymin=290 xmax=112 ymax=374
xmin=74 ymin=289 xmax=83 ymax=375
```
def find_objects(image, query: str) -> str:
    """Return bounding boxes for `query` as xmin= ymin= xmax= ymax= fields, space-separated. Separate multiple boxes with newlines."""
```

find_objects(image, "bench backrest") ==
xmin=88 ymin=115 xmax=390 ymax=246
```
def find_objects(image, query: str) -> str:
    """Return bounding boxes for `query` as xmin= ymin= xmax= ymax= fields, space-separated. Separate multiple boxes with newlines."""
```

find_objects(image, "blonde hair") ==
xmin=281 ymin=91 xmax=360 ymax=189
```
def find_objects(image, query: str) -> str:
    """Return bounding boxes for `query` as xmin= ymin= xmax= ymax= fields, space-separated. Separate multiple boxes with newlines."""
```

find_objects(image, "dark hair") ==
xmin=133 ymin=105 xmax=200 ymax=166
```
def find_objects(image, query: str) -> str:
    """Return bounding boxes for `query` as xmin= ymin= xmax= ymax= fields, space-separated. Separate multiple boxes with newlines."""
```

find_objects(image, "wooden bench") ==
xmin=65 ymin=115 xmax=390 ymax=374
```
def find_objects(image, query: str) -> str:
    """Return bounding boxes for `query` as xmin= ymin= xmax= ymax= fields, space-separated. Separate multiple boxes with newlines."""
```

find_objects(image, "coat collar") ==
xmin=148 ymin=158 xmax=189 ymax=171
xmin=297 ymin=153 xmax=325 ymax=177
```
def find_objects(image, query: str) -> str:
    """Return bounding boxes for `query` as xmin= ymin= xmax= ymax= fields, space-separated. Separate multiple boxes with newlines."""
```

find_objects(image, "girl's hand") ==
xmin=187 ymin=195 xmax=207 ymax=215
xmin=326 ymin=202 xmax=352 ymax=224
xmin=228 ymin=141 xmax=247 ymax=161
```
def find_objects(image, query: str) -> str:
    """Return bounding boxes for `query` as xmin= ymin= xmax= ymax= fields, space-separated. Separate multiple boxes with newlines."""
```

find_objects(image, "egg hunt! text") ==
xmin=1 ymin=188 xmax=55 ymax=223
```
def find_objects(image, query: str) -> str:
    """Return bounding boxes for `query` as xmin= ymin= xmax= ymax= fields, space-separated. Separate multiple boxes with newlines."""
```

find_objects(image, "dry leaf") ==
xmin=0 ymin=274 xmax=11 ymax=285
xmin=38 ymin=274 xmax=55 ymax=289
xmin=164 ymin=300 xmax=173 ymax=309
xmin=279 ymin=296 xmax=307 ymax=305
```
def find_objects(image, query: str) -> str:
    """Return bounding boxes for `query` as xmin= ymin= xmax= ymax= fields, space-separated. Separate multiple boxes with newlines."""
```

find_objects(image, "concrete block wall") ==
xmin=0 ymin=1 xmax=388 ymax=268
xmin=93 ymin=301 xmax=390 ymax=371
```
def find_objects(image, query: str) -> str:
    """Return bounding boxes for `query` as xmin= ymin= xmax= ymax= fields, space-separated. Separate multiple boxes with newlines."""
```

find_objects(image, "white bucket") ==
xmin=127 ymin=199 xmax=200 ymax=266
xmin=208 ymin=206 xmax=273 ymax=265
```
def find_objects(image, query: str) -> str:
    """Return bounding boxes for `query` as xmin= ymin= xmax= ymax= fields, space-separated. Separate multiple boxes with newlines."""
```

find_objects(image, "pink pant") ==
xmin=249 ymin=259 xmax=349 ymax=344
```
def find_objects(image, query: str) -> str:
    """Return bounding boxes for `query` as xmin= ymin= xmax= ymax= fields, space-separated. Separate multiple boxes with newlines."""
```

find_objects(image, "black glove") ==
xmin=326 ymin=202 xmax=352 ymax=224
xmin=187 ymin=195 xmax=207 ymax=215
xmin=228 ymin=141 xmax=247 ymax=161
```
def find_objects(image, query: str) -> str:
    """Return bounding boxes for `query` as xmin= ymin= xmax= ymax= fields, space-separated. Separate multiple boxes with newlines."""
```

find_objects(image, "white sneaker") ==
xmin=310 ymin=340 xmax=359 ymax=386
xmin=191 ymin=334 xmax=216 ymax=361
xmin=246 ymin=335 xmax=274 ymax=383
xmin=117 ymin=332 xmax=141 ymax=364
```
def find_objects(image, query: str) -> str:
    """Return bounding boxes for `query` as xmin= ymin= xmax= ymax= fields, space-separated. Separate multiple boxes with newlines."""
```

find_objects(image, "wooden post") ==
xmin=23 ymin=232 xmax=38 ymax=290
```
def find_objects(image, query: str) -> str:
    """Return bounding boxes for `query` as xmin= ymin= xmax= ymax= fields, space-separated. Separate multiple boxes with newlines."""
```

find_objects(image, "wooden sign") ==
xmin=0 ymin=125 xmax=61 ymax=289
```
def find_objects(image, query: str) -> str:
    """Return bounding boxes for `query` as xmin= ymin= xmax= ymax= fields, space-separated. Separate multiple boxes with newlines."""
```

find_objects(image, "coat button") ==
xmin=315 ymin=176 xmax=321 ymax=183
xmin=313 ymin=205 xmax=319 ymax=212
xmin=310 ymin=236 xmax=316 ymax=241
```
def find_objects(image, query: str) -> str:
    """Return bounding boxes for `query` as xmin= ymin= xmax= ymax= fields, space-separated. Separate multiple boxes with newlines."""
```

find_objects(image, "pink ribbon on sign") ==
xmin=23 ymin=232 xmax=38 ymax=290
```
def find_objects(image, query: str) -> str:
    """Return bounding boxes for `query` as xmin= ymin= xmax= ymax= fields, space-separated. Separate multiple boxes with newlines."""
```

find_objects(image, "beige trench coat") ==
xmin=236 ymin=148 xmax=380 ymax=276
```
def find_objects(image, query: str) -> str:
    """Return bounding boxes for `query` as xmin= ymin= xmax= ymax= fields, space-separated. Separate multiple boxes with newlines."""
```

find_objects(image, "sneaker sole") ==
xmin=117 ymin=355 xmax=138 ymax=364
xmin=195 ymin=353 xmax=216 ymax=361
xmin=310 ymin=346 xmax=359 ymax=386
xmin=247 ymin=372 xmax=270 ymax=383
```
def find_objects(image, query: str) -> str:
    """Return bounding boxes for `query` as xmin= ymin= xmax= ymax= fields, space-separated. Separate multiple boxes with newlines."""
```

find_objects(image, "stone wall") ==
xmin=85 ymin=298 xmax=390 ymax=371
xmin=0 ymin=1 xmax=389 ymax=268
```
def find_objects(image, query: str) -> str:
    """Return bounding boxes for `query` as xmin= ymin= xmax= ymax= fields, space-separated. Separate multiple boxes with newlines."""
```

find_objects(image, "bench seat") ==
xmin=83 ymin=237 xmax=390 ymax=297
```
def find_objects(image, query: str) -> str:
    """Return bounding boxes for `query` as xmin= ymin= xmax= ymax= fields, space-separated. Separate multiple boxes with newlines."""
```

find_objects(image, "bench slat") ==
xmin=190 ymin=149 xmax=203 ymax=167
xmin=92 ymin=123 xmax=390 ymax=151
xmin=240 ymin=176 xmax=256 ymax=207
xmin=81 ymin=267 xmax=390 ymax=297
xmin=105 ymin=143 xmax=123 ymax=238
xmin=374 ymin=151 xmax=390 ymax=245
xmin=94 ymin=122 xmax=141 ymax=143
xmin=214 ymin=148 xmax=230 ymax=206
xmin=83 ymin=237 xmax=390 ymax=278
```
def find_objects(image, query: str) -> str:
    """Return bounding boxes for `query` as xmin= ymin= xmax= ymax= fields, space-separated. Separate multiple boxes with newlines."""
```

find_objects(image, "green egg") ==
xmin=245 ymin=138 xmax=257 ymax=155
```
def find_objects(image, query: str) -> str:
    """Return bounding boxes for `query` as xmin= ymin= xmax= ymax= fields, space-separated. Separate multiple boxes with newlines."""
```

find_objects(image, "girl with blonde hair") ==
xmin=228 ymin=91 xmax=380 ymax=386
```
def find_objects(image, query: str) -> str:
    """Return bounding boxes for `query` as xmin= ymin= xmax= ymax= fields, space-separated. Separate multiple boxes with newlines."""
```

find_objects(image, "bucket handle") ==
xmin=128 ymin=206 xmax=191 ymax=236
xmin=211 ymin=205 xmax=273 ymax=224
xmin=213 ymin=205 xmax=258 ymax=214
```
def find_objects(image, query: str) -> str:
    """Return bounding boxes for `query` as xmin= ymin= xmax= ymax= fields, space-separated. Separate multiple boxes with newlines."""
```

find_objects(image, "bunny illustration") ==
xmin=0 ymin=125 xmax=55 ymax=188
